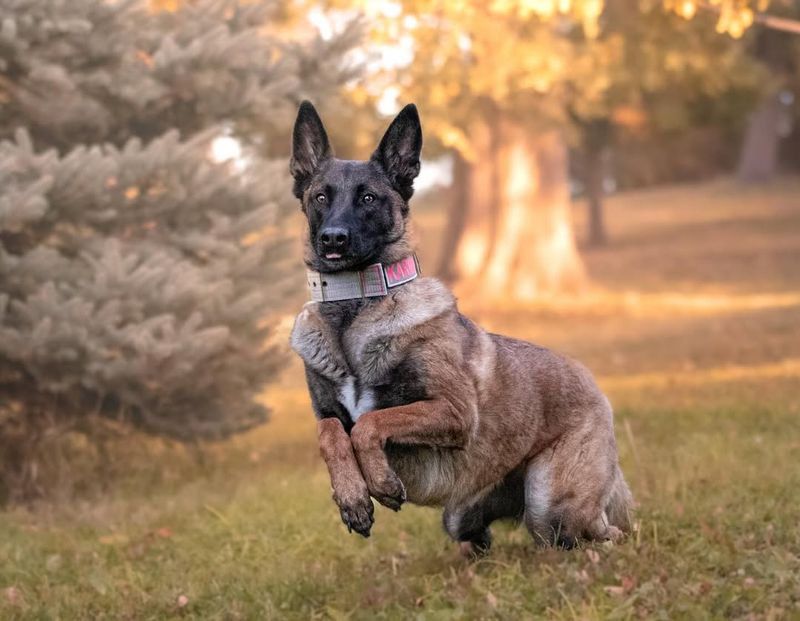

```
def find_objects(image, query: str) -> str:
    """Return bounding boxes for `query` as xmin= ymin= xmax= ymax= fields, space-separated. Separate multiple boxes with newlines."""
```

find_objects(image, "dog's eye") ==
xmin=315 ymin=193 xmax=327 ymax=204
xmin=362 ymin=193 xmax=375 ymax=204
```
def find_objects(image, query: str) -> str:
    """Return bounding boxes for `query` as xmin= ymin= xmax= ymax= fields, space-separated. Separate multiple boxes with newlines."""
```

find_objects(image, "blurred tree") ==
xmin=667 ymin=0 xmax=800 ymax=38
xmin=0 ymin=0 xmax=359 ymax=501
xmin=668 ymin=1 xmax=800 ymax=182
xmin=736 ymin=26 xmax=797 ymax=181
xmin=572 ymin=0 xmax=765 ymax=239
xmin=359 ymin=0 xmax=762 ymax=295
xmin=363 ymin=1 xmax=604 ymax=298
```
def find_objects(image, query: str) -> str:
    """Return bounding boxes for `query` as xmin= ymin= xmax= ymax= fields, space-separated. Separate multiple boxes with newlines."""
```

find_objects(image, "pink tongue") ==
xmin=326 ymin=253 xmax=342 ymax=259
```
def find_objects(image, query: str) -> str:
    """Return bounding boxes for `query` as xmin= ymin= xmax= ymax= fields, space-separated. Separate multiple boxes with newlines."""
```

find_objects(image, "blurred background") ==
xmin=1 ymin=0 xmax=799 ymax=618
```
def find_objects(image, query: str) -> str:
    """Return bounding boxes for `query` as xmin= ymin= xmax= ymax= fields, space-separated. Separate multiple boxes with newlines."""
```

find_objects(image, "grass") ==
xmin=2 ymin=177 xmax=800 ymax=620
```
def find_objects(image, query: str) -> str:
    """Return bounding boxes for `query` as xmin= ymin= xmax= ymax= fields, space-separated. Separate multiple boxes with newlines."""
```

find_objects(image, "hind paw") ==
xmin=604 ymin=525 xmax=624 ymax=543
xmin=587 ymin=520 xmax=625 ymax=544
xmin=458 ymin=529 xmax=493 ymax=560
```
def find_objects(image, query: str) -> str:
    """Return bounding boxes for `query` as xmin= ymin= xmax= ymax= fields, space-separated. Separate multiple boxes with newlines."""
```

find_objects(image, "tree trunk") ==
xmin=585 ymin=144 xmax=608 ymax=247
xmin=580 ymin=118 xmax=612 ymax=247
xmin=737 ymin=25 xmax=794 ymax=183
xmin=437 ymin=116 xmax=500 ymax=283
xmin=451 ymin=119 xmax=585 ymax=301
xmin=737 ymin=91 xmax=782 ymax=183
xmin=436 ymin=153 xmax=473 ymax=283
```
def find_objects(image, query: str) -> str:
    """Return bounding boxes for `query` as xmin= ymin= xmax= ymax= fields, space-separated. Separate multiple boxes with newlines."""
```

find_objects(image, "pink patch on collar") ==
xmin=384 ymin=255 xmax=418 ymax=288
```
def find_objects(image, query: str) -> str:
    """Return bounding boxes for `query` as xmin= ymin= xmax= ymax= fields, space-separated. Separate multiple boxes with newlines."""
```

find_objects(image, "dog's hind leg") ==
xmin=523 ymin=403 xmax=628 ymax=548
xmin=443 ymin=504 xmax=493 ymax=558
xmin=443 ymin=467 xmax=525 ymax=558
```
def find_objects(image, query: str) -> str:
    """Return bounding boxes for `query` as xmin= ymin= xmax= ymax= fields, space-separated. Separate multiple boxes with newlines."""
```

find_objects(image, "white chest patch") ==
xmin=337 ymin=376 xmax=376 ymax=422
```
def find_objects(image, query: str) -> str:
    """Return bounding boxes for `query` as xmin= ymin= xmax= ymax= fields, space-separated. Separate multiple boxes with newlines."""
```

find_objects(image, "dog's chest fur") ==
xmin=335 ymin=376 xmax=375 ymax=421
xmin=290 ymin=278 xmax=455 ymax=422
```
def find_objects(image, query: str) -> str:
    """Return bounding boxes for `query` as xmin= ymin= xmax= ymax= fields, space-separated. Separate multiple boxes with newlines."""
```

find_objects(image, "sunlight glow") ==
xmin=475 ymin=290 xmax=800 ymax=316
xmin=458 ymin=231 xmax=489 ymax=279
xmin=601 ymin=358 xmax=800 ymax=392
xmin=483 ymin=141 xmax=534 ymax=295
xmin=210 ymin=136 xmax=242 ymax=163
xmin=377 ymin=86 xmax=401 ymax=116
xmin=415 ymin=156 xmax=453 ymax=193
xmin=307 ymin=7 xmax=334 ymax=41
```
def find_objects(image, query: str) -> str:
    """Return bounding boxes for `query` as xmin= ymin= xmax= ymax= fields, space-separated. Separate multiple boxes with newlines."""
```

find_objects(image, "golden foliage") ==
xmin=665 ymin=0 xmax=766 ymax=38
xmin=352 ymin=0 xmax=618 ymax=157
xmin=352 ymin=0 xmax=767 ymax=162
xmin=149 ymin=0 xmax=181 ymax=12
xmin=488 ymin=0 xmax=604 ymax=37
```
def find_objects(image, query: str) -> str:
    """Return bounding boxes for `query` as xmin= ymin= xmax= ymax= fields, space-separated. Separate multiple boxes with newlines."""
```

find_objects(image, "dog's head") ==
xmin=290 ymin=101 xmax=422 ymax=273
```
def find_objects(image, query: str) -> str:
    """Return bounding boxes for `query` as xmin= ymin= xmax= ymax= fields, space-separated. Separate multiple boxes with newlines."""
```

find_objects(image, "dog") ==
xmin=289 ymin=101 xmax=633 ymax=555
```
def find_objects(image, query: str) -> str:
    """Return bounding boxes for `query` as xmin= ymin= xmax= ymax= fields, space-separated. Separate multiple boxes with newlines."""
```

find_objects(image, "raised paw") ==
xmin=366 ymin=468 xmax=406 ymax=511
xmin=334 ymin=489 xmax=374 ymax=537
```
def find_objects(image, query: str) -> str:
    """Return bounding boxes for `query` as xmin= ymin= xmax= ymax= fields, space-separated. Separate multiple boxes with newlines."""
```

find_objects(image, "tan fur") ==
xmin=317 ymin=418 xmax=374 ymax=535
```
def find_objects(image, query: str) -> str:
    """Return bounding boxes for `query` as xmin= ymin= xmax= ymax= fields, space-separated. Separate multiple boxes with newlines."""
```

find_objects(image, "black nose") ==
xmin=319 ymin=227 xmax=350 ymax=253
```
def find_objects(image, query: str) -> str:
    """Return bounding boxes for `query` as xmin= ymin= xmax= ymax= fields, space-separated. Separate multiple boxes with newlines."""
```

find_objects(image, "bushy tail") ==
xmin=606 ymin=467 xmax=634 ymax=532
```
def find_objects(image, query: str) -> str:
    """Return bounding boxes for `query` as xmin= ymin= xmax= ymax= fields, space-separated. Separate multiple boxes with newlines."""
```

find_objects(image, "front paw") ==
xmin=334 ymin=489 xmax=374 ymax=537
xmin=367 ymin=469 xmax=406 ymax=511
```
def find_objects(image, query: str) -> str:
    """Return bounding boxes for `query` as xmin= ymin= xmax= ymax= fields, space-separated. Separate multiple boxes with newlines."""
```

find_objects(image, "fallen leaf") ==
xmin=3 ymin=586 xmax=22 ymax=606
xmin=135 ymin=50 xmax=155 ymax=68
xmin=155 ymin=528 xmax=173 ymax=539
xmin=98 ymin=533 xmax=129 ymax=545
xmin=621 ymin=575 xmax=637 ymax=593
xmin=486 ymin=591 xmax=498 ymax=608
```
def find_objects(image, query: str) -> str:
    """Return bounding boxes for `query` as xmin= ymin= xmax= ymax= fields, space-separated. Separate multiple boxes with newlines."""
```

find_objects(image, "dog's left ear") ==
xmin=290 ymin=101 xmax=333 ymax=199
xmin=371 ymin=104 xmax=422 ymax=201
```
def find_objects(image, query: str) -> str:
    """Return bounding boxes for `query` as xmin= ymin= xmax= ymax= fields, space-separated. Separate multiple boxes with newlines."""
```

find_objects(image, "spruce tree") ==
xmin=0 ymin=0 xmax=359 ymax=499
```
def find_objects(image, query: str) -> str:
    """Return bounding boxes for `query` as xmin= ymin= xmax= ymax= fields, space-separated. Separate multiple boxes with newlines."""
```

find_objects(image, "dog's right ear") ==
xmin=371 ymin=104 xmax=422 ymax=201
xmin=290 ymin=101 xmax=333 ymax=199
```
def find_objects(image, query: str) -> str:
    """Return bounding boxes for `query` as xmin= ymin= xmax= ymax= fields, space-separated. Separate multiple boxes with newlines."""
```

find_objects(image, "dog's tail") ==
xmin=606 ymin=467 xmax=634 ymax=532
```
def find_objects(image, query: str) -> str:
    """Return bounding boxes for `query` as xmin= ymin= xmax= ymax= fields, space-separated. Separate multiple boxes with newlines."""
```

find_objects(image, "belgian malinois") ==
xmin=289 ymin=101 xmax=633 ymax=555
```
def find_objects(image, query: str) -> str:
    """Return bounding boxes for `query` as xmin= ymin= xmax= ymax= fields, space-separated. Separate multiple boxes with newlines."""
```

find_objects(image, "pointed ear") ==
xmin=371 ymin=104 xmax=422 ymax=200
xmin=290 ymin=101 xmax=333 ymax=198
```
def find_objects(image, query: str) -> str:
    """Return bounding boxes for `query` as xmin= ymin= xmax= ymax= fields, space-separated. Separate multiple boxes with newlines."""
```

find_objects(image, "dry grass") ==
xmin=2 ymin=177 xmax=800 ymax=619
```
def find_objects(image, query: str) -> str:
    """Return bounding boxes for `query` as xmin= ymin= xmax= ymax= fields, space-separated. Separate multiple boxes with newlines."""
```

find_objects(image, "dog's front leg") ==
xmin=351 ymin=399 xmax=469 ymax=510
xmin=318 ymin=417 xmax=374 ymax=537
